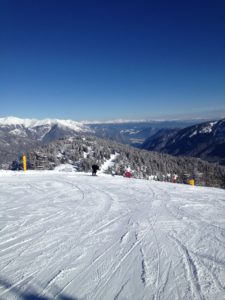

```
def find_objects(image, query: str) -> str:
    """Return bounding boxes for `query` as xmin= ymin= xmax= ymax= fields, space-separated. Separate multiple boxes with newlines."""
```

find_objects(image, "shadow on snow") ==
xmin=0 ymin=275 xmax=79 ymax=300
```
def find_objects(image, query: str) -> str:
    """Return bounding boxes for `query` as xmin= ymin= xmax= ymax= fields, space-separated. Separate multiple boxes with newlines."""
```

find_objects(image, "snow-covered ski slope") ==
xmin=0 ymin=171 xmax=225 ymax=300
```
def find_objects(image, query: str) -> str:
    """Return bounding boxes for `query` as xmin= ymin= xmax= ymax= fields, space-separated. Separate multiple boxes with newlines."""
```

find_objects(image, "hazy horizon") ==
xmin=1 ymin=108 xmax=225 ymax=124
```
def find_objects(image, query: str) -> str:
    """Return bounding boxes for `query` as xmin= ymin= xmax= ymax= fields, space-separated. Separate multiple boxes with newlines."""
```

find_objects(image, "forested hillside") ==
xmin=16 ymin=135 xmax=225 ymax=189
xmin=142 ymin=119 xmax=225 ymax=165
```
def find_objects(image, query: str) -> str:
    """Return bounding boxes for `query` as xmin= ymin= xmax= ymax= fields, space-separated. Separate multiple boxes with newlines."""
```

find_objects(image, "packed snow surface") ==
xmin=1 ymin=171 xmax=225 ymax=300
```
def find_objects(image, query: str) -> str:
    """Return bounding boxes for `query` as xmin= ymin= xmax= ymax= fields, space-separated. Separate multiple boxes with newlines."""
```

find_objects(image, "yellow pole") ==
xmin=188 ymin=179 xmax=195 ymax=186
xmin=22 ymin=155 xmax=27 ymax=171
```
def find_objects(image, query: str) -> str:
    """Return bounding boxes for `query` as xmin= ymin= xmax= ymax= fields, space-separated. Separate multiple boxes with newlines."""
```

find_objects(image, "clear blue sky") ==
xmin=0 ymin=0 xmax=225 ymax=121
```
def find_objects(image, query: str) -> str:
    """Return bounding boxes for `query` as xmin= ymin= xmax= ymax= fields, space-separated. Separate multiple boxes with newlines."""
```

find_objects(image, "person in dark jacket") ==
xmin=92 ymin=164 xmax=99 ymax=176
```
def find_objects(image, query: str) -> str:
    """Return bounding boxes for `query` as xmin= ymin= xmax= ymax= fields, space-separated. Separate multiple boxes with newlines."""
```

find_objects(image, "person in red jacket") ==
xmin=124 ymin=170 xmax=132 ymax=178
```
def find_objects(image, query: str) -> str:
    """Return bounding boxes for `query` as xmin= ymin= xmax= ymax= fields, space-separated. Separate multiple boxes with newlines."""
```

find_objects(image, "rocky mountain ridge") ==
xmin=142 ymin=119 xmax=225 ymax=165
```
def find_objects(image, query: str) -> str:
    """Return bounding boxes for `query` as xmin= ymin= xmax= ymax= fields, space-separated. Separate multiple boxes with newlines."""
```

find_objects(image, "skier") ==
xmin=92 ymin=164 xmax=99 ymax=176
xmin=124 ymin=170 xmax=132 ymax=178
xmin=172 ymin=174 xmax=178 ymax=183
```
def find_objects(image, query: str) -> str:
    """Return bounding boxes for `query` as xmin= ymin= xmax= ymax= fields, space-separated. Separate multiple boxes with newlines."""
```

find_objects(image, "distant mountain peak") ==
xmin=0 ymin=116 xmax=91 ymax=132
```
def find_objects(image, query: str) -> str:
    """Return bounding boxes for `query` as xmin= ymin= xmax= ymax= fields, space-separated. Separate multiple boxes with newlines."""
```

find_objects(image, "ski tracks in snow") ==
xmin=0 ymin=173 xmax=225 ymax=299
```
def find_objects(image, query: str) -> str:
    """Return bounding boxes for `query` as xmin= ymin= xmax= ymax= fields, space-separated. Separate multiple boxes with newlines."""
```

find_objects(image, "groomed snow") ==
xmin=0 ymin=171 xmax=225 ymax=300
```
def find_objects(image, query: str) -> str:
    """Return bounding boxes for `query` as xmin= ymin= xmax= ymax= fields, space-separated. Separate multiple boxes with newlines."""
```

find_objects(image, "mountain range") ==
xmin=0 ymin=116 xmax=201 ymax=168
xmin=0 ymin=116 xmax=225 ymax=171
xmin=0 ymin=117 xmax=91 ymax=168
xmin=88 ymin=120 xmax=203 ymax=147
xmin=142 ymin=119 xmax=225 ymax=165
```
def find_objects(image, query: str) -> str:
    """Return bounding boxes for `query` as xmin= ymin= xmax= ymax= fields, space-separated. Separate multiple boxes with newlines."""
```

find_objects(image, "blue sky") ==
xmin=0 ymin=0 xmax=225 ymax=121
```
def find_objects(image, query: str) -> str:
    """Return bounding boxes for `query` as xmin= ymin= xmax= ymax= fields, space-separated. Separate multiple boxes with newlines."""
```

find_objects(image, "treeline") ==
xmin=11 ymin=135 xmax=225 ymax=189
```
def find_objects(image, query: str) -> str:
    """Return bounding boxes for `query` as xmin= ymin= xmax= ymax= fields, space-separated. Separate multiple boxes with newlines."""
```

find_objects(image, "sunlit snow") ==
xmin=0 ymin=117 xmax=91 ymax=133
xmin=0 ymin=171 xmax=225 ymax=300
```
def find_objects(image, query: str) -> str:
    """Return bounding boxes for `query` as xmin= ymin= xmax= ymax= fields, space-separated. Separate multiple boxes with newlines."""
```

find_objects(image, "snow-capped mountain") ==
xmin=142 ymin=118 xmax=225 ymax=165
xmin=1 ymin=116 xmax=224 ymax=172
xmin=0 ymin=117 xmax=91 ymax=136
xmin=0 ymin=117 xmax=92 ymax=168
